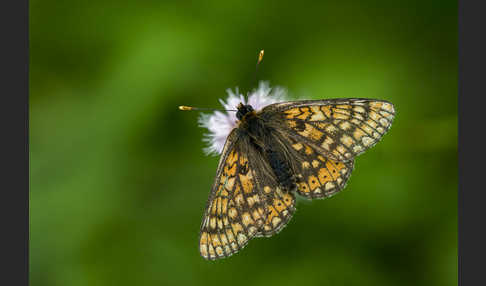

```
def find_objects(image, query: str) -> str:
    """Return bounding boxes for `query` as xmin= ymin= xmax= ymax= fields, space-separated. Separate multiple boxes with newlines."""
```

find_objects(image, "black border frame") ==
xmin=0 ymin=0 xmax=483 ymax=284
xmin=458 ymin=0 xmax=485 ymax=285
xmin=0 ymin=0 xmax=29 ymax=285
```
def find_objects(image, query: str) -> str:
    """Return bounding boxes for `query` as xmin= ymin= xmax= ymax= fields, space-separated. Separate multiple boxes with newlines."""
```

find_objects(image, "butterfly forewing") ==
xmin=199 ymin=130 xmax=267 ymax=260
xmin=261 ymin=99 xmax=395 ymax=162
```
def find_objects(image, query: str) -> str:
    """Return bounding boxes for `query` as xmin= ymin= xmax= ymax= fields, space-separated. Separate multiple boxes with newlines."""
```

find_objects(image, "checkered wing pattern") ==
xmin=255 ymin=186 xmax=295 ymax=237
xmin=199 ymin=131 xmax=297 ymax=259
xmin=199 ymin=97 xmax=395 ymax=260
xmin=199 ymin=130 xmax=267 ymax=260
xmin=281 ymin=133 xmax=354 ymax=199
xmin=262 ymin=99 xmax=395 ymax=162
xmin=242 ymin=138 xmax=296 ymax=237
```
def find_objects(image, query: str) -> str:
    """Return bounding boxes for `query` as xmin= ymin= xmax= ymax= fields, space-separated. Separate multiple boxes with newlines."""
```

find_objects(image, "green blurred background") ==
xmin=30 ymin=1 xmax=457 ymax=285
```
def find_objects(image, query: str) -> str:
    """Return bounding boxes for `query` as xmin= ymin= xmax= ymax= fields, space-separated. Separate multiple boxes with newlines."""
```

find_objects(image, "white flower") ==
xmin=198 ymin=81 xmax=288 ymax=155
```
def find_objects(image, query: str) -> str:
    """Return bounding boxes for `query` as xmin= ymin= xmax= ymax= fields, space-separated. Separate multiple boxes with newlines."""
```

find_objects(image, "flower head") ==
xmin=198 ymin=81 xmax=288 ymax=155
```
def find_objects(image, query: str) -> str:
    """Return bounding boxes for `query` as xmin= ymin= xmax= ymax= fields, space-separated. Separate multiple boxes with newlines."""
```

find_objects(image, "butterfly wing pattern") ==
xmin=199 ymin=98 xmax=395 ymax=260
xmin=242 ymin=136 xmax=296 ymax=237
xmin=199 ymin=130 xmax=266 ymax=260
xmin=262 ymin=99 xmax=395 ymax=162
xmin=199 ymin=130 xmax=296 ymax=259
xmin=278 ymin=133 xmax=355 ymax=200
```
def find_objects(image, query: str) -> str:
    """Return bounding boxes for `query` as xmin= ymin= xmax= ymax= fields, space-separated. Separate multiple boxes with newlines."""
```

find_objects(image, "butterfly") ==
xmin=198 ymin=98 xmax=395 ymax=260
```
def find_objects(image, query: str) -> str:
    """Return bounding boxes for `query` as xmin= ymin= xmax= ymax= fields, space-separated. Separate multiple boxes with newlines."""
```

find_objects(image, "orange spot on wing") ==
xmin=334 ymin=112 xmax=349 ymax=120
xmin=335 ymin=104 xmax=352 ymax=109
xmin=274 ymin=199 xmax=287 ymax=212
xmin=285 ymin=108 xmax=302 ymax=118
xmin=304 ymin=145 xmax=313 ymax=155
xmin=308 ymin=175 xmax=320 ymax=190
xmin=318 ymin=168 xmax=332 ymax=184
xmin=265 ymin=206 xmax=279 ymax=224
xmin=232 ymin=223 xmax=243 ymax=233
xmin=211 ymin=200 xmax=217 ymax=214
xmin=370 ymin=102 xmax=383 ymax=110
xmin=287 ymin=120 xmax=298 ymax=128
xmin=320 ymin=106 xmax=332 ymax=118
xmin=252 ymin=209 xmax=262 ymax=220
xmin=225 ymin=163 xmax=237 ymax=176
xmin=296 ymin=107 xmax=311 ymax=120
xmin=282 ymin=193 xmax=293 ymax=206
xmin=317 ymin=155 xmax=327 ymax=162
xmin=222 ymin=198 xmax=228 ymax=214
xmin=227 ymin=151 xmax=238 ymax=165
xmin=216 ymin=196 xmax=222 ymax=215
xmin=200 ymin=232 xmax=208 ymax=244
xmin=292 ymin=143 xmax=303 ymax=151
xmin=234 ymin=185 xmax=241 ymax=195
xmin=239 ymin=155 xmax=248 ymax=165
xmin=325 ymin=160 xmax=346 ymax=179
xmin=225 ymin=229 xmax=235 ymax=242
xmin=298 ymin=181 xmax=310 ymax=193
xmin=239 ymin=174 xmax=254 ymax=194
xmin=353 ymin=128 xmax=367 ymax=140
xmin=307 ymin=124 xmax=324 ymax=140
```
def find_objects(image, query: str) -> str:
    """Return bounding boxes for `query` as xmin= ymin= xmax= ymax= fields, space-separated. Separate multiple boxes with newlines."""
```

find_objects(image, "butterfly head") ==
xmin=236 ymin=103 xmax=255 ymax=121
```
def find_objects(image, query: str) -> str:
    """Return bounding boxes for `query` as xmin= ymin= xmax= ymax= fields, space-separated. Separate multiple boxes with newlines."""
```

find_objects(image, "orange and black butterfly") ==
xmin=195 ymin=98 xmax=395 ymax=260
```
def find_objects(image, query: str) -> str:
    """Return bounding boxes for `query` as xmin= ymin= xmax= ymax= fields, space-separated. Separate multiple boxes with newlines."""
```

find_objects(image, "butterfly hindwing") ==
xmin=199 ymin=130 xmax=267 ymax=260
xmin=256 ymin=187 xmax=295 ymax=237
xmin=261 ymin=99 xmax=395 ymax=162
xmin=239 ymin=135 xmax=297 ymax=237
xmin=279 ymin=132 xmax=354 ymax=199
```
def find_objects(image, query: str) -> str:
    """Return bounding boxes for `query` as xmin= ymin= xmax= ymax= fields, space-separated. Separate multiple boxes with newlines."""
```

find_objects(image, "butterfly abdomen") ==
xmin=265 ymin=147 xmax=296 ymax=191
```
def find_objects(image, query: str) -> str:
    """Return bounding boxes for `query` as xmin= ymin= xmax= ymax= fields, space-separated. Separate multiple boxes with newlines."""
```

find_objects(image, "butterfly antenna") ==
xmin=178 ymin=106 xmax=237 ymax=112
xmin=253 ymin=49 xmax=264 ymax=86
xmin=181 ymin=50 xmax=264 ymax=112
